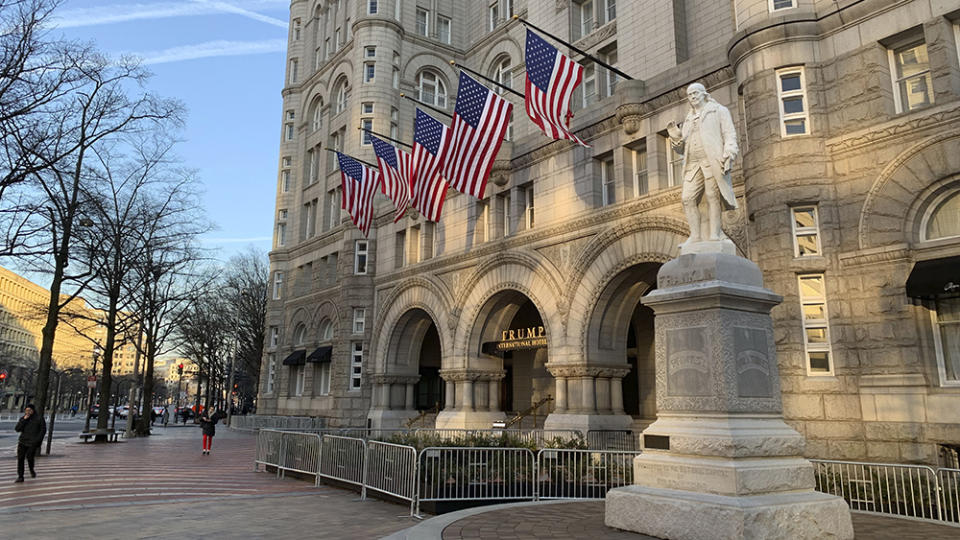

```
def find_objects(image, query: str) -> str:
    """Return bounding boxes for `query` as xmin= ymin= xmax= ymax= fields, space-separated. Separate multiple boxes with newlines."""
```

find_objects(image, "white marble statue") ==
xmin=667 ymin=83 xmax=739 ymax=251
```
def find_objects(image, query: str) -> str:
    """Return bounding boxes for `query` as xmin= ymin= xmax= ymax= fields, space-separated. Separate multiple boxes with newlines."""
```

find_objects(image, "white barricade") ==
xmin=416 ymin=447 xmax=536 ymax=516
xmin=812 ymin=459 xmax=942 ymax=521
xmin=365 ymin=440 xmax=418 ymax=516
xmin=319 ymin=435 xmax=367 ymax=498
xmin=254 ymin=429 xmax=285 ymax=474
xmin=537 ymin=449 xmax=641 ymax=499
xmin=938 ymin=467 xmax=960 ymax=523
xmin=278 ymin=431 xmax=322 ymax=482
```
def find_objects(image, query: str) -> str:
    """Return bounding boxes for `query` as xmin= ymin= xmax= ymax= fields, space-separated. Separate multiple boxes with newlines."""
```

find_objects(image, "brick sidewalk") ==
xmin=434 ymin=501 xmax=960 ymax=540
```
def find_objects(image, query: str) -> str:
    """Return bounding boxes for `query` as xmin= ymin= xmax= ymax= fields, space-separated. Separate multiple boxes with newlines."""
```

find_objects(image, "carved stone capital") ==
xmin=372 ymin=374 xmax=420 ymax=385
xmin=440 ymin=368 xmax=506 ymax=382
xmin=546 ymin=363 xmax=632 ymax=379
xmin=490 ymin=142 xmax=513 ymax=187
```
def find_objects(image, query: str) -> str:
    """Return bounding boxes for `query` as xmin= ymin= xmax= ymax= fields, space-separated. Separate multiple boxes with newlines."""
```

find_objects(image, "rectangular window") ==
xmin=350 ymin=342 xmax=363 ymax=390
xmin=354 ymin=240 xmax=369 ymax=274
xmin=365 ymin=46 xmax=376 ymax=58
xmin=932 ymin=297 xmax=960 ymax=385
xmin=361 ymin=119 xmax=373 ymax=145
xmin=791 ymin=206 xmax=821 ymax=257
xmin=266 ymin=354 xmax=276 ymax=393
xmin=499 ymin=192 xmax=511 ymax=237
xmin=769 ymin=0 xmax=795 ymax=11
xmin=281 ymin=170 xmax=291 ymax=192
xmin=289 ymin=59 xmax=298 ymax=83
xmin=392 ymin=67 xmax=400 ymax=89
xmin=632 ymin=146 xmax=648 ymax=197
xmin=335 ymin=28 xmax=341 ymax=49
xmin=360 ymin=102 xmax=374 ymax=115
xmin=798 ymin=274 xmax=833 ymax=376
xmin=579 ymin=1 xmax=594 ymax=39
xmin=390 ymin=107 xmax=399 ymax=139
xmin=416 ymin=8 xmax=429 ymax=37
xmin=476 ymin=199 xmax=489 ymax=244
xmin=776 ymin=67 xmax=809 ymax=136
xmin=438 ymin=15 xmax=451 ymax=44
xmin=294 ymin=365 xmax=305 ymax=396
xmin=368 ymin=0 xmax=378 ymax=15
xmin=353 ymin=308 xmax=366 ymax=334
xmin=269 ymin=326 xmax=279 ymax=348
xmin=395 ymin=229 xmax=406 ymax=268
xmin=667 ymin=139 xmax=683 ymax=188
xmin=276 ymin=222 xmax=286 ymax=247
xmin=273 ymin=271 xmax=283 ymax=300
xmin=395 ymin=0 xmax=402 ymax=20
xmin=364 ymin=62 xmax=375 ymax=82
xmin=603 ymin=0 xmax=616 ymax=23
xmin=423 ymin=222 xmax=435 ymax=259
xmin=582 ymin=63 xmax=596 ymax=108
xmin=317 ymin=362 xmax=331 ymax=395
xmin=489 ymin=2 xmax=499 ymax=32
xmin=285 ymin=123 xmax=294 ymax=141
xmin=604 ymin=47 xmax=618 ymax=97
xmin=292 ymin=18 xmax=301 ymax=40
xmin=409 ymin=224 xmax=421 ymax=263
xmin=325 ymin=37 xmax=331 ymax=59
xmin=522 ymin=184 xmax=534 ymax=230
xmin=889 ymin=39 xmax=933 ymax=113
xmin=601 ymin=156 xmax=615 ymax=206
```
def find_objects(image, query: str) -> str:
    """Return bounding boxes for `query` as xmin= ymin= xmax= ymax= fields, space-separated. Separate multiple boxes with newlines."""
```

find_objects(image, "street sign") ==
xmin=87 ymin=375 xmax=97 ymax=389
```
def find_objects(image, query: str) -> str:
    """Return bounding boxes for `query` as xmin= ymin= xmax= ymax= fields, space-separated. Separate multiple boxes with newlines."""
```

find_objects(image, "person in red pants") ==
xmin=199 ymin=409 xmax=225 ymax=455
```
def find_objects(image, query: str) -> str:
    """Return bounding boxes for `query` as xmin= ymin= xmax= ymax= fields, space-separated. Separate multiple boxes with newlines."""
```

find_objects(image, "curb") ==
xmin=380 ymin=500 xmax=580 ymax=540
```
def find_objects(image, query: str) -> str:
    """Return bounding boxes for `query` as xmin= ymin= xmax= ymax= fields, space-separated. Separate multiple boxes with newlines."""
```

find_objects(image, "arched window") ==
xmin=490 ymin=56 xmax=512 ymax=95
xmin=925 ymin=191 xmax=960 ymax=241
xmin=293 ymin=323 xmax=307 ymax=346
xmin=334 ymin=79 xmax=349 ymax=114
xmin=417 ymin=71 xmax=446 ymax=108
xmin=319 ymin=318 xmax=334 ymax=341
xmin=310 ymin=96 xmax=324 ymax=132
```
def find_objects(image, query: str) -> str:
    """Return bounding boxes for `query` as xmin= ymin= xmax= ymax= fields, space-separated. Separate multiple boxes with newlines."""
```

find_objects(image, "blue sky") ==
xmin=52 ymin=0 xmax=290 ymax=262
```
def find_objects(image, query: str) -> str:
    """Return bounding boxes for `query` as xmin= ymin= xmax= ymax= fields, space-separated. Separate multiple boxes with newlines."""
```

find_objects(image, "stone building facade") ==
xmin=259 ymin=0 xmax=960 ymax=465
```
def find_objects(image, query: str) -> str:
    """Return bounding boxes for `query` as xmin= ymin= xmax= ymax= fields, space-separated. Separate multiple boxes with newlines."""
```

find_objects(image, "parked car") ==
xmin=152 ymin=406 xmax=165 ymax=418
xmin=116 ymin=405 xmax=129 ymax=418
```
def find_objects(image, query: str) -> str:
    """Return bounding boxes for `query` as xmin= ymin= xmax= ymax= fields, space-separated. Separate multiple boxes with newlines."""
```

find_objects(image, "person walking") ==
xmin=198 ymin=410 xmax=222 ymax=455
xmin=162 ymin=405 xmax=170 ymax=427
xmin=14 ymin=404 xmax=46 ymax=483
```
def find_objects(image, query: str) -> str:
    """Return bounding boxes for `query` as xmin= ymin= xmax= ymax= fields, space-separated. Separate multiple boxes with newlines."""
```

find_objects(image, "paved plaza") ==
xmin=2 ymin=421 xmax=959 ymax=539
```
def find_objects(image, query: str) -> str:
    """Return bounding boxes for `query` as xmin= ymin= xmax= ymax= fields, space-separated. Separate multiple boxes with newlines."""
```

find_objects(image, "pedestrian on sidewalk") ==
xmin=162 ymin=406 xmax=170 ymax=427
xmin=199 ymin=409 xmax=223 ymax=455
xmin=14 ymin=404 xmax=46 ymax=483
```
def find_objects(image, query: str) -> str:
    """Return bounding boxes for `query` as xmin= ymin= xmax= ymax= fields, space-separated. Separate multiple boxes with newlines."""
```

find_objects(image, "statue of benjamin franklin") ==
xmin=667 ymin=83 xmax=739 ymax=252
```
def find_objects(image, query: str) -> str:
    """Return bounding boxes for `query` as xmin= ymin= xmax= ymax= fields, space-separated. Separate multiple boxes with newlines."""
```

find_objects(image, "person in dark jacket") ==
xmin=198 ymin=410 xmax=223 ymax=455
xmin=14 ymin=404 xmax=46 ymax=483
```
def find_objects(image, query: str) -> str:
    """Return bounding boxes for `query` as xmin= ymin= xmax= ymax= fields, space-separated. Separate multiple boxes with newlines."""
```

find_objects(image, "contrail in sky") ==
xmin=134 ymin=38 xmax=286 ymax=64
xmin=53 ymin=0 xmax=288 ymax=29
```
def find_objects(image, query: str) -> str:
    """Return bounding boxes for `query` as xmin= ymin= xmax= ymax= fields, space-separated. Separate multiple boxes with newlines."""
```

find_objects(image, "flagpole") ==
xmin=513 ymin=15 xmax=633 ymax=81
xmin=449 ymin=61 xmax=525 ymax=99
xmin=399 ymin=93 xmax=453 ymax=119
xmin=358 ymin=127 xmax=412 ymax=149
xmin=325 ymin=148 xmax=377 ymax=168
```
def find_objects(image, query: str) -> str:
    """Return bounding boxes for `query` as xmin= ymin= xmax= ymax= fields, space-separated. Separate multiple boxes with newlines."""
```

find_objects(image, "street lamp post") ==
xmin=175 ymin=363 xmax=184 ymax=411
xmin=83 ymin=348 xmax=101 ymax=434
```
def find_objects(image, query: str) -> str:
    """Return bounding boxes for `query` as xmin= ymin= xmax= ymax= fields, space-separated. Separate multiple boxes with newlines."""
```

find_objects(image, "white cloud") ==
xmin=133 ymin=38 xmax=286 ymax=64
xmin=53 ymin=0 xmax=288 ymax=29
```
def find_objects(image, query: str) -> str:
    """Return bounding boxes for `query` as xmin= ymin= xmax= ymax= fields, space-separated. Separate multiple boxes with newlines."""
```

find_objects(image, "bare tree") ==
xmin=9 ymin=54 xmax=182 ymax=418
xmin=222 ymin=248 xmax=268 ymax=414
xmin=176 ymin=277 xmax=232 ymax=413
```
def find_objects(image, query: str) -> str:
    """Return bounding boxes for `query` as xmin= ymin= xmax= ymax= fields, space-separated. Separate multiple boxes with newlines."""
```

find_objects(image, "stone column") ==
xmin=488 ymin=379 xmax=499 ymax=412
xmin=580 ymin=376 xmax=595 ymax=414
xmin=610 ymin=375 xmax=625 ymax=415
xmin=380 ymin=382 xmax=392 ymax=410
xmin=405 ymin=383 xmax=415 ymax=410
xmin=554 ymin=376 xmax=567 ymax=413
xmin=445 ymin=380 xmax=455 ymax=410
xmin=462 ymin=379 xmax=474 ymax=411
xmin=596 ymin=376 xmax=612 ymax=413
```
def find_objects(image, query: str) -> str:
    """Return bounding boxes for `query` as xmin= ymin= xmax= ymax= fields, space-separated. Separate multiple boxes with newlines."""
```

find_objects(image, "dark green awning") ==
xmin=906 ymin=256 xmax=960 ymax=299
xmin=307 ymin=346 xmax=332 ymax=363
xmin=282 ymin=350 xmax=306 ymax=366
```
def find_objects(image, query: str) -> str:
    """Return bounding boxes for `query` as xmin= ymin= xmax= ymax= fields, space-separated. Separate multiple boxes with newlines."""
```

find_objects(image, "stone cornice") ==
xmin=838 ymin=244 xmax=912 ymax=268
xmin=546 ymin=364 xmax=631 ymax=378
xmin=371 ymin=374 xmax=420 ymax=385
xmin=439 ymin=368 xmax=506 ymax=382
xmin=825 ymin=101 xmax=960 ymax=155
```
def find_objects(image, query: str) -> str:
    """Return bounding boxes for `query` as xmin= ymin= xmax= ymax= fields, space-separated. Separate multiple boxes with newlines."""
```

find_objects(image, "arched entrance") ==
xmin=369 ymin=307 xmax=444 ymax=428
xmin=437 ymin=289 xmax=552 ymax=429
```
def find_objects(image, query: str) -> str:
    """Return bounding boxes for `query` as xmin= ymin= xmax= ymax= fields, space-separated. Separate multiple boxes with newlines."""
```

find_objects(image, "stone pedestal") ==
xmin=604 ymin=252 xmax=853 ymax=540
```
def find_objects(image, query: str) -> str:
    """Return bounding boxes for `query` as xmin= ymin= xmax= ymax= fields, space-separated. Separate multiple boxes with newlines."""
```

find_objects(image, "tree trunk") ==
xmin=136 ymin=329 xmax=156 ymax=436
xmin=33 ymin=252 xmax=68 ymax=417
xmin=94 ymin=292 xmax=120 ymax=440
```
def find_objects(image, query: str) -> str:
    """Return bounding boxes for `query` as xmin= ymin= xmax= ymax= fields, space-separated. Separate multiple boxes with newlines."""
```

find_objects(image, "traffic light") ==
xmin=177 ymin=363 xmax=184 ymax=375
xmin=0 ymin=371 xmax=6 ymax=381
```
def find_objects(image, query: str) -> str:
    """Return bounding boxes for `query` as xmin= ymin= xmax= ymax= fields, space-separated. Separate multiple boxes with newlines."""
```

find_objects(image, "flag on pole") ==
xmin=370 ymin=135 xmax=413 ymax=222
xmin=411 ymin=109 xmax=451 ymax=222
xmin=523 ymin=29 xmax=589 ymax=147
xmin=337 ymin=152 xmax=380 ymax=237
xmin=443 ymin=72 xmax=512 ymax=200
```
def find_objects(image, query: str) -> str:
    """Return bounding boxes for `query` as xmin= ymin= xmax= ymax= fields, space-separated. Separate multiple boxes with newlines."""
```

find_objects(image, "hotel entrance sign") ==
xmin=482 ymin=326 xmax=547 ymax=354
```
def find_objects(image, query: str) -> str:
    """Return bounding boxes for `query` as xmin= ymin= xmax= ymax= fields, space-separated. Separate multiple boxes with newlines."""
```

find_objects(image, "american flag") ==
xmin=443 ymin=72 xmax=512 ymax=200
xmin=524 ymin=29 xmax=589 ymax=147
xmin=337 ymin=152 xmax=380 ymax=237
xmin=411 ymin=109 xmax=451 ymax=222
xmin=370 ymin=135 xmax=412 ymax=223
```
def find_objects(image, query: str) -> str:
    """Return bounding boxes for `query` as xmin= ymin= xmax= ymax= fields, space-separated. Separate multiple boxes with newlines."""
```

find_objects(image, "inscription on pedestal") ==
xmin=666 ymin=327 xmax=711 ymax=396
xmin=734 ymin=326 xmax=772 ymax=398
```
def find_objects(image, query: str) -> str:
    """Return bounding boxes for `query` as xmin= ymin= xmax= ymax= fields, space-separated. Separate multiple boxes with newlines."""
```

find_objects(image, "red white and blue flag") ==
xmin=524 ymin=29 xmax=589 ymax=147
xmin=411 ymin=109 xmax=451 ymax=222
xmin=337 ymin=152 xmax=380 ymax=237
xmin=370 ymin=135 xmax=413 ymax=223
xmin=443 ymin=72 xmax=512 ymax=200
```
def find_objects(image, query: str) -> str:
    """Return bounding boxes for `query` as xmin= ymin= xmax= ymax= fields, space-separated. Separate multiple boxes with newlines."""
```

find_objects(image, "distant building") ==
xmin=259 ymin=0 xmax=960 ymax=466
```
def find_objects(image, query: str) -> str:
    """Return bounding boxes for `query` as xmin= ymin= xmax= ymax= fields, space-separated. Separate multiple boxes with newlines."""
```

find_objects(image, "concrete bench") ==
xmin=79 ymin=429 xmax=120 ymax=442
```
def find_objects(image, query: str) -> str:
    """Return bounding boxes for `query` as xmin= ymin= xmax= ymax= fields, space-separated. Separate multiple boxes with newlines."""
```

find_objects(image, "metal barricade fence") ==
xmin=586 ymin=430 xmax=638 ymax=451
xmin=812 ymin=459 xmax=942 ymax=521
xmin=537 ymin=449 xmax=641 ymax=499
xmin=938 ymin=468 xmax=960 ymax=523
xmin=278 ymin=431 xmax=322 ymax=483
xmin=416 ymin=447 xmax=536 ymax=516
xmin=365 ymin=441 xmax=418 ymax=516
xmin=254 ymin=429 xmax=285 ymax=474
xmin=319 ymin=435 xmax=367 ymax=498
